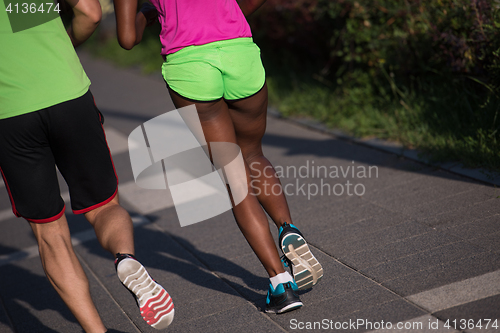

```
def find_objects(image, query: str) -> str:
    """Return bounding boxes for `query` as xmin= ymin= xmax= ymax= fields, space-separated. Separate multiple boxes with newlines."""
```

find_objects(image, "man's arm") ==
xmin=238 ymin=0 xmax=266 ymax=16
xmin=114 ymin=0 xmax=156 ymax=50
xmin=66 ymin=0 xmax=102 ymax=46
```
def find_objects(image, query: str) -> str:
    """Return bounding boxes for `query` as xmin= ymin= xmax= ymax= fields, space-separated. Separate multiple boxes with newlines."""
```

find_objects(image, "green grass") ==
xmin=267 ymin=74 xmax=500 ymax=173
xmin=82 ymin=28 xmax=500 ymax=174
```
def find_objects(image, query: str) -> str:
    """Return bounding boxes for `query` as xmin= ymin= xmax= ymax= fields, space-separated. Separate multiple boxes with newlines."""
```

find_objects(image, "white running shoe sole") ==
xmin=281 ymin=234 xmax=323 ymax=290
xmin=117 ymin=258 xmax=174 ymax=329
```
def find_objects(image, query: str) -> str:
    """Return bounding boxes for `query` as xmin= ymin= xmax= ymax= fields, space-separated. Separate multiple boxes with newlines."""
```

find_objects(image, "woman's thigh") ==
xmin=167 ymin=81 xmax=269 ymax=161
xmin=226 ymin=83 xmax=269 ymax=159
xmin=167 ymin=87 xmax=237 ymax=145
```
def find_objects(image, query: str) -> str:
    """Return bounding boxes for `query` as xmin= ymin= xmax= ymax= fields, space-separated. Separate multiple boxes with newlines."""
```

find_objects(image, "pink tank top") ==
xmin=149 ymin=0 xmax=253 ymax=55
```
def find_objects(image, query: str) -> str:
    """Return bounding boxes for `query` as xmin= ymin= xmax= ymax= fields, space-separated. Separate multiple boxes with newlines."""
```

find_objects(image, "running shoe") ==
xmin=265 ymin=281 xmax=303 ymax=314
xmin=115 ymin=254 xmax=174 ymax=330
xmin=279 ymin=222 xmax=323 ymax=290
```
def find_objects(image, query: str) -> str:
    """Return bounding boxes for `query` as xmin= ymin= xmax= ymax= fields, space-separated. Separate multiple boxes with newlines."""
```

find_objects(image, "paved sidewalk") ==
xmin=0 ymin=53 xmax=499 ymax=333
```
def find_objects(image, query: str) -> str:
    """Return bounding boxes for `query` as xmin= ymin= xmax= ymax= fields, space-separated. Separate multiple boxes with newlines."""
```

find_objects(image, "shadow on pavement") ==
xmin=78 ymin=217 xmax=269 ymax=306
xmin=0 ymin=244 xmax=80 ymax=333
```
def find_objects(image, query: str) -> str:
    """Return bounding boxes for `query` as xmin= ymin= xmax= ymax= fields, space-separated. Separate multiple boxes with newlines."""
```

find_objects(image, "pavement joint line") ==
xmin=148 ymin=221 xmax=289 ymax=333
xmin=439 ymin=210 xmax=500 ymax=231
xmin=342 ymin=239 xmax=468 ymax=270
xmin=74 ymin=250 xmax=143 ymax=333
xmin=324 ymin=223 xmax=436 ymax=257
xmin=405 ymin=269 xmax=500 ymax=313
xmin=319 ymin=215 xmax=418 ymax=239
xmin=371 ymin=186 xmax=476 ymax=209
xmin=0 ymin=293 xmax=16 ymax=333
xmin=0 ymin=215 xmax=149 ymax=267
xmin=380 ymin=248 xmax=500 ymax=283
xmin=359 ymin=196 xmax=414 ymax=222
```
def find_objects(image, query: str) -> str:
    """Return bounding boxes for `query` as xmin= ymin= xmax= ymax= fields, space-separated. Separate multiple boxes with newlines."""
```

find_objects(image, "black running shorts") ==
xmin=0 ymin=90 xmax=118 ymax=223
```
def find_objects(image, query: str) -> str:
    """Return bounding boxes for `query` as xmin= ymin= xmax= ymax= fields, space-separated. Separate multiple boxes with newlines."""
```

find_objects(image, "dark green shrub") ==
xmin=249 ymin=0 xmax=500 ymax=170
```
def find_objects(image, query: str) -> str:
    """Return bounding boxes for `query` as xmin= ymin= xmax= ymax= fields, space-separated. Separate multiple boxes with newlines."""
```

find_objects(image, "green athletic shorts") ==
xmin=162 ymin=37 xmax=266 ymax=101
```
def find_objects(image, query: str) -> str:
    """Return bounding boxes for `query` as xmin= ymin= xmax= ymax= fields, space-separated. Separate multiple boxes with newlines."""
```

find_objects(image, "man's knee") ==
xmin=30 ymin=217 xmax=72 ymax=250
xmin=84 ymin=195 xmax=121 ymax=225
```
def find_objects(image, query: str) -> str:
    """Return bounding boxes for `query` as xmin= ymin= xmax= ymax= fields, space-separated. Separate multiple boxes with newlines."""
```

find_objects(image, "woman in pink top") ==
xmin=114 ymin=0 xmax=323 ymax=323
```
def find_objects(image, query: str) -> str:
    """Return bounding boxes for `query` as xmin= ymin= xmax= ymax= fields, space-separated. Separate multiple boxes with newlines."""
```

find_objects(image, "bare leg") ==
xmin=168 ymin=88 xmax=284 ymax=277
xmin=30 ymin=216 xmax=107 ymax=333
xmin=84 ymin=194 xmax=135 ymax=256
xmin=85 ymin=195 xmax=174 ymax=330
xmin=226 ymin=84 xmax=293 ymax=229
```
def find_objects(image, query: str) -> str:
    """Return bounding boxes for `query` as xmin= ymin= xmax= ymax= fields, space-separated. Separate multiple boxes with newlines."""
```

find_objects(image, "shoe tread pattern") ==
xmin=282 ymin=234 xmax=323 ymax=290
xmin=117 ymin=258 xmax=174 ymax=329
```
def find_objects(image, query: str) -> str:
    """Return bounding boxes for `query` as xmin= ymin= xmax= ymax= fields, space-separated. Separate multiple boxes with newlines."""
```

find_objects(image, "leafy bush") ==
xmin=249 ymin=0 xmax=500 ymax=171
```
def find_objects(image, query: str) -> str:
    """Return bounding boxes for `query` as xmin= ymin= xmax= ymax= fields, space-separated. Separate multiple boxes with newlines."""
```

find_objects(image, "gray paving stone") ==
xmin=321 ymin=220 xmax=431 ymax=258
xmin=363 ymin=178 xmax=471 ymax=216
xmin=0 ymin=300 xmax=15 ymax=333
xmin=0 ymin=217 xmax=38 ymax=255
xmin=82 ymin=263 xmax=142 ymax=333
xmin=467 ymin=231 xmax=500 ymax=253
xmin=0 ymin=255 xmax=138 ymax=333
xmin=111 ymin=149 xmax=136 ymax=183
xmin=166 ymin=303 xmax=282 ymax=333
xmin=3 ymin=286 xmax=82 ymax=333
xmin=0 ymin=182 xmax=8 ymax=204
xmin=165 ymin=288 xmax=246 ymax=325
xmin=0 ymin=257 xmax=50 ymax=299
xmin=444 ymin=215 xmax=500 ymax=240
xmin=298 ymin=299 xmax=426 ymax=333
xmin=209 ymin=253 xmax=269 ymax=303
xmin=340 ymin=230 xmax=464 ymax=270
xmin=270 ymin=286 xmax=401 ymax=331
xmin=421 ymin=198 xmax=500 ymax=228
xmin=307 ymin=211 xmax=408 ymax=261
xmin=295 ymin=255 xmax=376 ymax=306
xmin=293 ymin=196 xmax=371 ymax=234
xmin=382 ymin=252 xmax=500 ymax=296
xmin=361 ymin=241 xmax=486 ymax=282
xmin=414 ymin=191 xmax=499 ymax=226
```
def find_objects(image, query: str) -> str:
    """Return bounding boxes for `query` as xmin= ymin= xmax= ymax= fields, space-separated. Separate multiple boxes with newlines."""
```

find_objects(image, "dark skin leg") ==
xmin=168 ymin=83 xmax=291 ymax=277
xmin=226 ymin=85 xmax=293 ymax=228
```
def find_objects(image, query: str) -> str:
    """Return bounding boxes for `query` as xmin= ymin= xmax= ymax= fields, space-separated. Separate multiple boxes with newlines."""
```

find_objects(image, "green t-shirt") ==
xmin=0 ymin=0 xmax=91 ymax=119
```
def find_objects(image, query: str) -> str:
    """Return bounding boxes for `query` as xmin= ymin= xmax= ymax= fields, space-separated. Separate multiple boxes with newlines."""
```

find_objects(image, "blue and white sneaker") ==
xmin=279 ymin=222 xmax=323 ymax=290
xmin=265 ymin=281 xmax=303 ymax=314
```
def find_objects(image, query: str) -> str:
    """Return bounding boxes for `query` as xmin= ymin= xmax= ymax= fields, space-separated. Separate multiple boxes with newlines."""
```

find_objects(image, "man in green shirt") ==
xmin=0 ymin=1 xmax=174 ymax=331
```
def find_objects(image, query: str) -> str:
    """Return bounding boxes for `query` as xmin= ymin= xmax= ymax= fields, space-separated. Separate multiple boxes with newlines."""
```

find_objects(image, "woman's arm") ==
xmin=238 ymin=0 xmax=266 ymax=16
xmin=114 ymin=0 xmax=156 ymax=50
